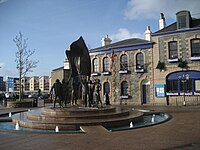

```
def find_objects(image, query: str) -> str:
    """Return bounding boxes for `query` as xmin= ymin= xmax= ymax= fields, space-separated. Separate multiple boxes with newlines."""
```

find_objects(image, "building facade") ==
xmin=39 ymin=76 xmax=50 ymax=93
xmin=6 ymin=77 xmax=19 ymax=92
xmin=152 ymin=10 xmax=200 ymax=106
xmin=21 ymin=77 xmax=30 ymax=93
xmin=29 ymin=76 xmax=39 ymax=93
xmin=0 ymin=76 xmax=3 ymax=91
xmin=89 ymin=36 xmax=153 ymax=105
xmin=51 ymin=10 xmax=200 ymax=106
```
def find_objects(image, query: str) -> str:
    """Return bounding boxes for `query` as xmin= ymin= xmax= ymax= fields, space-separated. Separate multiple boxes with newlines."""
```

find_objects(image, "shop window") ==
xmin=195 ymin=80 xmax=200 ymax=92
xmin=166 ymin=80 xmax=178 ymax=93
xmin=180 ymin=79 xmax=192 ymax=92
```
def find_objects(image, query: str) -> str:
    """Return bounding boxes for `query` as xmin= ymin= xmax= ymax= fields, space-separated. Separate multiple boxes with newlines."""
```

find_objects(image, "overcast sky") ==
xmin=0 ymin=0 xmax=200 ymax=79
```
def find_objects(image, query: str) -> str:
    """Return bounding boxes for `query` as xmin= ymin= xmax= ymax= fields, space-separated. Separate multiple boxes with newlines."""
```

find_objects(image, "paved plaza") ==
xmin=0 ymin=104 xmax=199 ymax=150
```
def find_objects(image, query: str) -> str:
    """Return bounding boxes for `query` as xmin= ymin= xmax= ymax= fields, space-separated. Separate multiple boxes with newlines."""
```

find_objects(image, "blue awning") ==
xmin=167 ymin=71 xmax=200 ymax=80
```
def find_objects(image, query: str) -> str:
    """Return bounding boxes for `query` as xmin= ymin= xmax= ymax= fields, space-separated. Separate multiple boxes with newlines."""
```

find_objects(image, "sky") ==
xmin=0 ymin=0 xmax=200 ymax=79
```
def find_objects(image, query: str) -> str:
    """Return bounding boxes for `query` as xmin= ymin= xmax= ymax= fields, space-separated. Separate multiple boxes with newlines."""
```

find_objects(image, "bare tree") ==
xmin=14 ymin=32 xmax=38 ymax=101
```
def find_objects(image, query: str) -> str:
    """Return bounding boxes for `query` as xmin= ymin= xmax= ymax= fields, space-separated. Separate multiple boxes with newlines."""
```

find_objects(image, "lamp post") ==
xmin=178 ymin=74 xmax=190 ymax=106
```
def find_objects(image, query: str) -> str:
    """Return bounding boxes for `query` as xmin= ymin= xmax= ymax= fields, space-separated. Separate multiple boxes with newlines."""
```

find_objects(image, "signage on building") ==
xmin=155 ymin=84 xmax=166 ymax=97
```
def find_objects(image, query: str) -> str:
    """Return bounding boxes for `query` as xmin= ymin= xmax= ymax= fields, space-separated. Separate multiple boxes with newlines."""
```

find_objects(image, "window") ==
xmin=191 ymin=39 xmax=200 ymax=57
xmin=93 ymin=58 xmax=99 ymax=72
xmin=136 ymin=53 xmax=144 ymax=69
xmin=120 ymin=54 xmax=128 ymax=70
xmin=178 ymin=16 xmax=186 ymax=29
xmin=103 ymin=57 xmax=110 ymax=72
xmin=168 ymin=41 xmax=178 ymax=59
xmin=103 ymin=82 xmax=110 ymax=94
xmin=167 ymin=80 xmax=178 ymax=93
xmin=195 ymin=80 xmax=200 ymax=92
xmin=179 ymin=80 xmax=192 ymax=92
xmin=121 ymin=81 xmax=128 ymax=96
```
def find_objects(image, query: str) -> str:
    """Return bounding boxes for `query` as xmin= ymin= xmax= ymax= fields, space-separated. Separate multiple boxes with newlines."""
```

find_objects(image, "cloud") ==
xmin=124 ymin=0 xmax=200 ymax=20
xmin=0 ymin=62 xmax=4 ymax=68
xmin=110 ymin=28 xmax=144 ymax=42
xmin=0 ymin=0 xmax=8 ymax=4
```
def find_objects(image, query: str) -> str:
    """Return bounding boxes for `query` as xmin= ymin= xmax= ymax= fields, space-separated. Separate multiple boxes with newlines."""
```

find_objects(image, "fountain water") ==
xmin=9 ymin=112 xmax=12 ymax=117
xmin=15 ymin=122 xmax=20 ymax=130
xmin=151 ymin=114 xmax=155 ymax=123
xmin=130 ymin=122 xmax=133 ymax=128
xmin=55 ymin=126 xmax=59 ymax=132
xmin=80 ymin=126 xmax=85 ymax=132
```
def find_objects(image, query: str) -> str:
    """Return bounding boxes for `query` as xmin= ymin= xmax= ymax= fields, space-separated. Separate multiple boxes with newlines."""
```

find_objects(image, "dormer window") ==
xmin=178 ymin=16 xmax=186 ymax=29
xmin=176 ymin=10 xmax=191 ymax=29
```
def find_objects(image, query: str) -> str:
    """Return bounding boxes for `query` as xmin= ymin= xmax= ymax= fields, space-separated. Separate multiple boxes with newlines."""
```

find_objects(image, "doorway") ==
xmin=142 ymin=80 xmax=150 ymax=104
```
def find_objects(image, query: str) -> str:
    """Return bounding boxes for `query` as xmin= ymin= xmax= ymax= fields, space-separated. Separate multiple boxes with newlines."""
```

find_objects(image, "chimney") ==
xmin=145 ymin=26 xmax=152 ymax=41
xmin=101 ymin=35 xmax=112 ymax=46
xmin=159 ymin=13 xmax=166 ymax=30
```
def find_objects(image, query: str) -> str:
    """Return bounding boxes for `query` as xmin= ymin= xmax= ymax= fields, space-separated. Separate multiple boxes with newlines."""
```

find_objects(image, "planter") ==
xmin=6 ymin=100 xmax=33 ymax=108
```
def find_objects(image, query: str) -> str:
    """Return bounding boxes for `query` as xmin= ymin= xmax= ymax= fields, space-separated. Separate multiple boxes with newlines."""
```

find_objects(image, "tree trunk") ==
xmin=19 ymin=73 xmax=22 ymax=101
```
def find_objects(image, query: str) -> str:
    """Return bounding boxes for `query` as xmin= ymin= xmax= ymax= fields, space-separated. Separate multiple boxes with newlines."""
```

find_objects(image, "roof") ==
xmin=90 ymin=38 xmax=150 ymax=52
xmin=154 ymin=18 xmax=200 ymax=34
xmin=52 ymin=66 xmax=64 ymax=72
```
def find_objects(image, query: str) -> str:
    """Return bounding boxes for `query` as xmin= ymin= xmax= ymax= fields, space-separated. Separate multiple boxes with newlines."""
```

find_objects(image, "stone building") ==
xmin=51 ymin=10 xmax=200 ymax=106
xmin=89 ymin=35 xmax=153 ymax=105
xmin=50 ymin=59 xmax=71 ymax=90
xmin=151 ymin=10 xmax=200 ymax=106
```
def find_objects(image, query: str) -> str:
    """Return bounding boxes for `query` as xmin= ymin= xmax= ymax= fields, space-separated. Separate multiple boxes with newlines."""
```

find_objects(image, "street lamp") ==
xmin=178 ymin=74 xmax=190 ymax=106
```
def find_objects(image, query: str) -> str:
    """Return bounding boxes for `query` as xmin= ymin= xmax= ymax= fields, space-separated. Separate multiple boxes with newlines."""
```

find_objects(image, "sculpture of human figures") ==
xmin=66 ymin=36 xmax=92 ymax=107
xmin=71 ymin=76 xmax=80 ymax=106
xmin=88 ymin=79 xmax=95 ymax=107
xmin=50 ymin=79 xmax=63 ymax=108
xmin=62 ymin=79 xmax=69 ymax=107
xmin=81 ymin=76 xmax=89 ymax=107
xmin=94 ymin=79 xmax=103 ymax=108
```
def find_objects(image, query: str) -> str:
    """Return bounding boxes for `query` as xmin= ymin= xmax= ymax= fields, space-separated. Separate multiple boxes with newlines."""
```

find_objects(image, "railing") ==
xmin=168 ymin=95 xmax=200 ymax=106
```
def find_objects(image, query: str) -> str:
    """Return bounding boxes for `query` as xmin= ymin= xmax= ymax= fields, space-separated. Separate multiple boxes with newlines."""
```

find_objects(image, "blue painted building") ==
xmin=6 ymin=77 xmax=19 ymax=92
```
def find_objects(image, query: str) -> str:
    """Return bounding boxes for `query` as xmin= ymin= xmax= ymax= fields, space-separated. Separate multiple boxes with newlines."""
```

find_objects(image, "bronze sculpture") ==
xmin=66 ymin=36 xmax=92 ymax=107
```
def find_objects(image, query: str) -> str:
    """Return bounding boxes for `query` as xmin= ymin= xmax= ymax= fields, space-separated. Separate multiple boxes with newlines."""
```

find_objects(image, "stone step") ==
xmin=41 ymin=106 xmax=116 ymax=116
xmin=12 ymin=110 xmax=143 ymax=130
xmin=26 ymin=108 xmax=130 ymax=122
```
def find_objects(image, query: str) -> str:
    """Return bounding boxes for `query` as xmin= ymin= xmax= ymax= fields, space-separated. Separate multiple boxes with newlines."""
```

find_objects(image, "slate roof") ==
xmin=154 ymin=18 xmax=200 ymax=34
xmin=90 ymin=38 xmax=150 ymax=52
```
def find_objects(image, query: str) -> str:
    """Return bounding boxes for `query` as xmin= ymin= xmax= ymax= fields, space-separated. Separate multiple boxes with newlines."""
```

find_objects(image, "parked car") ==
xmin=39 ymin=93 xmax=49 ymax=100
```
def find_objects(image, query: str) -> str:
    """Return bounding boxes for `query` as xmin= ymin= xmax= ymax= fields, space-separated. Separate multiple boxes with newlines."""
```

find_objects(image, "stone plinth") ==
xmin=12 ymin=106 xmax=143 ymax=130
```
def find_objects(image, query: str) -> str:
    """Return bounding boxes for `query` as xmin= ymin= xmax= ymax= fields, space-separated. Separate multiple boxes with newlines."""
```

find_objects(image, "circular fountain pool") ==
xmin=0 ymin=107 xmax=170 ymax=134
